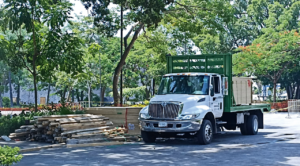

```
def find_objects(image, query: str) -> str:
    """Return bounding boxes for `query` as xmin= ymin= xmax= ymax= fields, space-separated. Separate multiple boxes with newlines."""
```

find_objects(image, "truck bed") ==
xmin=230 ymin=104 xmax=271 ymax=113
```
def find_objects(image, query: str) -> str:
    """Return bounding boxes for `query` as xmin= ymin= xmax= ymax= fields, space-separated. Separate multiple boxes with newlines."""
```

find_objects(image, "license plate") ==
xmin=158 ymin=122 xmax=168 ymax=127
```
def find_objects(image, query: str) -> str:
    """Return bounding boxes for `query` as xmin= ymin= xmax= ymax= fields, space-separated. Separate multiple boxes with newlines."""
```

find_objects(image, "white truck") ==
xmin=139 ymin=54 xmax=270 ymax=144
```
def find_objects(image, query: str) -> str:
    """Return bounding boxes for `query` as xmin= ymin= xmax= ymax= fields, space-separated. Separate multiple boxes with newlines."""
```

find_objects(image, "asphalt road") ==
xmin=14 ymin=113 xmax=300 ymax=166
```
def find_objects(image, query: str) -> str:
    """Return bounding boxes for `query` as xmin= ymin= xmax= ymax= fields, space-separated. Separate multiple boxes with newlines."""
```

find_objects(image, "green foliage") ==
xmin=0 ymin=145 xmax=23 ymax=166
xmin=123 ymin=86 xmax=147 ymax=101
xmin=109 ymin=86 xmax=146 ymax=101
xmin=0 ymin=115 xmax=25 ymax=136
xmin=2 ymin=97 xmax=10 ymax=108
xmin=57 ymin=107 xmax=85 ymax=115
xmin=233 ymin=1 xmax=300 ymax=102
xmin=130 ymin=100 xmax=150 ymax=107
xmin=195 ymin=0 xmax=300 ymax=54
xmin=81 ymin=0 xmax=234 ymax=105
xmin=0 ymin=0 xmax=85 ymax=110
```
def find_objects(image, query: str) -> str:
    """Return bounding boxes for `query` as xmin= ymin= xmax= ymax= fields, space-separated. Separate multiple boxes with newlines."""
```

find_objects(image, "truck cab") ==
xmin=139 ymin=54 xmax=270 ymax=144
xmin=139 ymin=73 xmax=226 ymax=144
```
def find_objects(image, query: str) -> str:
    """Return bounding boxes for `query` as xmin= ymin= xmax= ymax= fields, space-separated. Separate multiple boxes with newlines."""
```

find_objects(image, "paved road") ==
xmin=14 ymin=113 xmax=300 ymax=166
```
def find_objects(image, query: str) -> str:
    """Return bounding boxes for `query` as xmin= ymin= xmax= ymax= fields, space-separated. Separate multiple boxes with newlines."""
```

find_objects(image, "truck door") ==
xmin=210 ymin=75 xmax=224 ymax=118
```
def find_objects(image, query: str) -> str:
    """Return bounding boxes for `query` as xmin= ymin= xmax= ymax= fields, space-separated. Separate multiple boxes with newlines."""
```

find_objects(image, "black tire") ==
xmin=141 ymin=131 xmax=156 ymax=143
xmin=240 ymin=115 xmax=248 ymax=135
xmin=246 ymin=115 xmax=259 ymax=135
xmin=196 ymin=120 xmax=213 ymax=145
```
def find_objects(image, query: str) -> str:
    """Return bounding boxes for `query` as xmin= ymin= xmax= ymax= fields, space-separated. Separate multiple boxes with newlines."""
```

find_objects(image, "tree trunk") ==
xmin=296 ymin=84 xmax=300 ymax=99
xmin=62 ymin=86 xmax=68 ymax=102
xmin=81 ymin=91 xmax=84 ymax=101
xmin=273 ymin=81 xmax=277 ymax=103
xmin=8 ymin=71 xmax=13 ymax=107
xmin=66 ymin=87 xmax=72 ymax=102
xmin=76 ymin=89 xmax=80 ymax=102
xmin=47 ymin=83 xmax=50 ymax=105
xmin=286 ymin=85 xmax=292 ymax=99
xmin=291 ymin=84 xmax=296 ymax=99
xmin=72 ymin=90 xmax=74 ymax=102
xmin=16 ymin=82 xmax=20 ymax=106
xmin=113 ymin=23 xmax=144 ymax=105
xmin=0 ymin=91 xmax=2 ymax=107
xmin=32 ymin=18 xmax=38 ymax=111
xmin=33 ymin=71 xmax=38 ymax=111
xmin=88 ymin=83 xmax=91 ymax=107
xmin=145 ymin=87 xmax=150 ymax=99
xmin=101 ymin=86 xmax=106 ymax=105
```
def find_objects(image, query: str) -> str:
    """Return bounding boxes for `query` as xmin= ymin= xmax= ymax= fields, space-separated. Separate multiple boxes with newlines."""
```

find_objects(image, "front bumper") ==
xmin=140 ymin=119 xmax=202 ymax=132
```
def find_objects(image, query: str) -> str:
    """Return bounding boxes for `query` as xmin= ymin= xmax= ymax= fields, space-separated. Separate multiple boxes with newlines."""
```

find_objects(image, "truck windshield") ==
xmin=157 ymin=75 xmax=210 ymax=95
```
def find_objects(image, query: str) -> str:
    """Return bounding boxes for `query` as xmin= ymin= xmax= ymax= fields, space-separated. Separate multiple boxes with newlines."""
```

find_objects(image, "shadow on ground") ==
xmin=16 ymin=130 xmax=300 ymax=166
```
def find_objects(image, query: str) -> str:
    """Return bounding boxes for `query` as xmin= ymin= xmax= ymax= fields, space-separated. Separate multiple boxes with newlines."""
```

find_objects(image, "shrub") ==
xmin=0 ymin=145 xmax=23 ymax=166
xmin=131 ymin=104 xmax=147 ymax=107
xmin=2 ymin=97 xmax=10 ymax=108
xmin=0 ymin=116 xmax=26 ymax=136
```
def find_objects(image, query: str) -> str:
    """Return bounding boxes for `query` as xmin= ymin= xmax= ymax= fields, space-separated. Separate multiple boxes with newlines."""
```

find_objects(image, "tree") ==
xmin=123 ymin=29 xmax=176 ymax=99
xmin=66 ymin=16 xmax=122 ymax=104
xmin=0 ymin=0 xmax=84 ymax=110
xmin=81 ymin=0 xmax=234 ymax=105
xmin=234 ymin=30 xmax=300 ymax=102
xmin=194 ymin=0 xmax=300 ymax=54
xmin=233 ymin=1 xmax=300 ymax=102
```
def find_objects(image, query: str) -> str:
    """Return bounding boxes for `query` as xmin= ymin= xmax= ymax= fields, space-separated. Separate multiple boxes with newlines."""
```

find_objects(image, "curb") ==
xmin=20 ymin=144 xmax=66 ymax=153
xmin=19 ymin=141 xmax=143 ymax=152
xmin=66 ymin=141 xmax=124 ymax=148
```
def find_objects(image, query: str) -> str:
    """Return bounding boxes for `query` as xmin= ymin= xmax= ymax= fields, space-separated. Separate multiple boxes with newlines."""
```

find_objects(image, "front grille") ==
xmin=149 ymin=103 xmax=180 ymax=119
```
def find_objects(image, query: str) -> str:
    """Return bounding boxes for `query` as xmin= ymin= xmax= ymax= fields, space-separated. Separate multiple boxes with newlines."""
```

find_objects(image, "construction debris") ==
xmin=9 ymin=114 xmax=137 ymax=144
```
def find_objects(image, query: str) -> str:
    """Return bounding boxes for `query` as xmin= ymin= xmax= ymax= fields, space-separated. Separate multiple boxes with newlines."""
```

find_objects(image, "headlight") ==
xmin=140 ymin=113 xmax=150 ymax=119
xmin=139 ymin=106 xmax=150 ymax=119
xmin=181 ymin=114 xmax=200 ymax=120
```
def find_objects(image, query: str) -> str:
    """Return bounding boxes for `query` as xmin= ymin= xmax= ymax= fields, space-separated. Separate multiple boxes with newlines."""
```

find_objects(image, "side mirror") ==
xmin=210 ymin=85 xmax=214 ymax=97
xmin=222 ymin=77 xmax=228 ymax=95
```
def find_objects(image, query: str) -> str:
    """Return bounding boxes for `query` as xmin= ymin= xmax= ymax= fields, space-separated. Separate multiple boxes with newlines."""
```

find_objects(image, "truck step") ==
xmin=216 ymin=121 xmax=227 ymax=125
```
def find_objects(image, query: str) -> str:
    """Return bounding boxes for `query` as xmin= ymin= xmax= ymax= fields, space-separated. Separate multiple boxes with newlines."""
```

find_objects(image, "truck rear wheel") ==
xmin=141 ymin=131 xmax=156 ymax=143
xmin=246 ymin=115 xmax=259 ymax=135
xmin=240 ymin=115 xmax=259 ymax=135
xmin=240 ymin=116 xmax=248 ymax=135
xmin=196 ymin=120 xmax=213 ymax=145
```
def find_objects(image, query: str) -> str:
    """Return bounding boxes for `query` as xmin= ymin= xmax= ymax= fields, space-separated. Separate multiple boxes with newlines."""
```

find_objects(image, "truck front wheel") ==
xmin=141 ymin=131 xmax=157 ymax=143
xmin=196 ymin=120 xmax=213 ymax=145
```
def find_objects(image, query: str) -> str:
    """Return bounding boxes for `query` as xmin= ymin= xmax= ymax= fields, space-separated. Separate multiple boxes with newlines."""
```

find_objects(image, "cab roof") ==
xmin=164 ymin=73 xmax=220 ymax=76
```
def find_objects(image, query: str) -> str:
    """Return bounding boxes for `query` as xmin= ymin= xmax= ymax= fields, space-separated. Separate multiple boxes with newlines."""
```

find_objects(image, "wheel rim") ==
xmin=205 ymin=124 xmax=212 ymax=141
xmin=253 ymin=118 xmax=258 ymax=132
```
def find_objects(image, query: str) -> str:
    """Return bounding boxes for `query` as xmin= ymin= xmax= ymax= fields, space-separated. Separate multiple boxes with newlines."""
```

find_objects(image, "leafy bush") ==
xmin=2 ymin=97 xmax=10 ymax=108
xmin=130 ymin=100 xmax=149 ymax=108
xmin=57 ymin=107 xmax=85 ymax=115
xmin=0 ymin=146 xmax=23 ymax=166
xmin=0 ymin=116 xmax=26 ymax=136
xmin=131 ymin=104 xmax=147 ymax=107
xmin=109 ymin=86 xmax=146 ymax=102
xmin=144 ymin=100 xmax=150 ymax=105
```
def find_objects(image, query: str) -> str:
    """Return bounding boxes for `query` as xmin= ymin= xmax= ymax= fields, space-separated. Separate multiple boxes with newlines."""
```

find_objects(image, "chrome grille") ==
xmin=149 ymin=103 xmax=180 ymax=119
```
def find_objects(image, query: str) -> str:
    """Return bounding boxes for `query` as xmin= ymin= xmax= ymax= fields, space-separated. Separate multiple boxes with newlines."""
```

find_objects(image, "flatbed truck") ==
xmin=139 ymin=54 xmax=271 ymax=144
